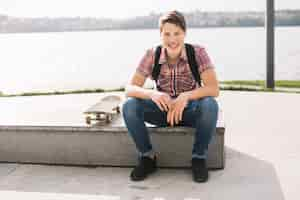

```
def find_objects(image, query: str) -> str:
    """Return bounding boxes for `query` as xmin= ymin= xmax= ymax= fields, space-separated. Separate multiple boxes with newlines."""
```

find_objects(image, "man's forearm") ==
xmin=185 ymin=86 xmax=219 ymax=101
xmin=125 ymin=84 xmax=155 ymax=99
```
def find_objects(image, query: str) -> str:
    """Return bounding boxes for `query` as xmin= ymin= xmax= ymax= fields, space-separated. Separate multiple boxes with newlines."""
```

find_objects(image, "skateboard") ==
xmin=84 ymin=95 xmax=122 ymax=125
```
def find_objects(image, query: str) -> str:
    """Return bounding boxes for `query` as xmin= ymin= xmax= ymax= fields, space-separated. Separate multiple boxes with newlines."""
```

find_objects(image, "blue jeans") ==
xmin=122 ymin=96 xmax=219 ymax=159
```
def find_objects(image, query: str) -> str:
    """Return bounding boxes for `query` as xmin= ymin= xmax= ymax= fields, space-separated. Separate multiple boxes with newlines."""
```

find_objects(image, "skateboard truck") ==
xmin=84 ymin=95 xmax=122 ymax=125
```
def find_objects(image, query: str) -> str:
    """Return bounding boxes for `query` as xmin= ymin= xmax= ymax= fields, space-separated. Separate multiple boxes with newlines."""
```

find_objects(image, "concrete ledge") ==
xmin=0 ymin=124 xmax=225 ymax=169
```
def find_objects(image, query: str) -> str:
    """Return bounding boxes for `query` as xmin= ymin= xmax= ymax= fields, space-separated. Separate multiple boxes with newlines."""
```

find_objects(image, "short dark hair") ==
xmin=159 ymin=10 xmax=186 ymax=33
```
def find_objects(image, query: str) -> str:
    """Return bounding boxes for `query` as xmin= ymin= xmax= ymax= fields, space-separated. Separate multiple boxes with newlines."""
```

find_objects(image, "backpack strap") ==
xmin=152 ymin=43 xmax=202 ymax=86
xmin=152 ymin=46 xmax=162 ymax=83
xmin=185 ymin=43 xmax=202 ymax=86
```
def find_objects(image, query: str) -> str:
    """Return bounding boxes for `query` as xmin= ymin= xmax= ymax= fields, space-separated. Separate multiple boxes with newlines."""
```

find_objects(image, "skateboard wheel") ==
xmin=96 ymin=114 xmax=101 ymax=120
xmin=86 ymin=116 xmax=91 ymax=125
xmin=116 ymin=106 xmax=120 ymax=113
xmin=105 ymin=115 xmax=110 ymax=123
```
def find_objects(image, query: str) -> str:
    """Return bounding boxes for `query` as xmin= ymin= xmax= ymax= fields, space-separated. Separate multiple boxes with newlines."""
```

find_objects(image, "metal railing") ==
xmin=266 ymin=0 xmax=275 ymax=89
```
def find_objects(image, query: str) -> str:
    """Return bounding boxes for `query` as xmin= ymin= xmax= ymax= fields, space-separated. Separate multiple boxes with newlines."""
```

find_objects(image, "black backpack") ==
xmin=151 ymin=43 xmax=202 ymax=87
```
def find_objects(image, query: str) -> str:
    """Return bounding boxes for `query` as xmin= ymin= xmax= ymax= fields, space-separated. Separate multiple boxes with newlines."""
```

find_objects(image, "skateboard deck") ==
xmin=84 ymin=95 xmax=122 ymax=125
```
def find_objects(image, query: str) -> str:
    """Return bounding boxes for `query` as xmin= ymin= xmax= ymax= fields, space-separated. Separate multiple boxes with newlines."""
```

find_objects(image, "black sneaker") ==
xmin=192 ymin=158 xmax=208 ymax=183
xmin=130 ymin=156 xmax=157 ymax=181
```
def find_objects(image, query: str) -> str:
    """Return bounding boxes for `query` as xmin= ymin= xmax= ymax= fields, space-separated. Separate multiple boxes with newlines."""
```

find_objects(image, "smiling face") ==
xmin=160 ymin=22 xmax=186 ymax=61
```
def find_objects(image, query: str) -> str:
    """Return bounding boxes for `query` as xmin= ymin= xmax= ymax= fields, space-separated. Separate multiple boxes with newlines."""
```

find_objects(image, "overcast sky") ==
xmin=1 ymin=0 xmax=300 ymax=19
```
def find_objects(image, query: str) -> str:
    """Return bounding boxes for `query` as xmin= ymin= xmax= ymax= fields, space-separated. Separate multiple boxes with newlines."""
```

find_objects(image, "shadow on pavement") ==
xmin=0 ymin=147 xmax=284 ymax=200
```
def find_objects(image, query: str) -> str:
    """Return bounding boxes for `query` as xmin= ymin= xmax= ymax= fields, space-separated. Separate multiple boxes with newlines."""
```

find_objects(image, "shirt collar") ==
xmin=158 ymin=45 xmax=188 ymax=65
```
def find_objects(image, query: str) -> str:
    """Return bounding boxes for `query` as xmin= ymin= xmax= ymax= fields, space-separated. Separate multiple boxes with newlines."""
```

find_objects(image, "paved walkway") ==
xmin=1 ymin=91 xmax=300 ymax=199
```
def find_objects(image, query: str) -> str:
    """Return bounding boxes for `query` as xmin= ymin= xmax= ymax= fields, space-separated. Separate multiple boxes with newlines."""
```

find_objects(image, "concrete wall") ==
xmin=0 ymin=125 xmax=225 ymax=168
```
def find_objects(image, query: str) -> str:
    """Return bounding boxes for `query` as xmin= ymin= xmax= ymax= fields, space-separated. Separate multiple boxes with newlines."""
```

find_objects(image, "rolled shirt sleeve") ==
xmin=136 ymin=49 xmax=154 ymax=79
xmin=193 ymin=45 xmax=215 ymax=73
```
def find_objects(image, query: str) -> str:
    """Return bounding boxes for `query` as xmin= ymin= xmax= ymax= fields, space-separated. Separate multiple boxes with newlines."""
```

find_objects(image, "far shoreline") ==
xmin=1 ymin=25 xmax=300 ymax=35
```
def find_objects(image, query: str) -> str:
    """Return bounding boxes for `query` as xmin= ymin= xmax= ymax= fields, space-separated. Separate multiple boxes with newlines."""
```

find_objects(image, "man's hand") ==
xmin=150 ymin=91 xmax=172 ymax=112
xmin=167 ymin=92 xmax=190 ymax=126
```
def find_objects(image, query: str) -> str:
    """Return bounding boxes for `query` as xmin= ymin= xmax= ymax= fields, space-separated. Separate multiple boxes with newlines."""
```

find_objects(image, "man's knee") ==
xmin=194 ymin=97 xmax=218 ymax=116
xmin=122 ymin=97 xmax=143 ymax=119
